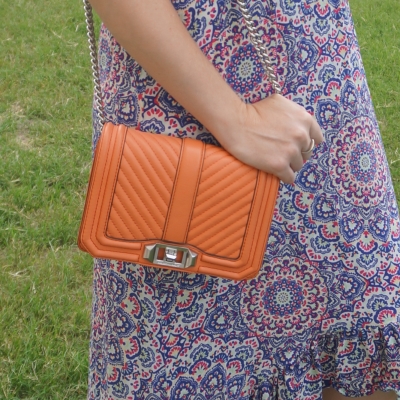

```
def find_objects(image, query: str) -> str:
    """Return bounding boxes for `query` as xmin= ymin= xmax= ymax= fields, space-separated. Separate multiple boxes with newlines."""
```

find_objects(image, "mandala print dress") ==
xmin=87 ymin=0 xmax=400 ymax=399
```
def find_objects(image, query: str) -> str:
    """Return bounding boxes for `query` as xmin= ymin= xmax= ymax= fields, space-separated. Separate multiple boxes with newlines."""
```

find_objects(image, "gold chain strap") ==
xmin=236 ymin=0 xmax=281 ymax=94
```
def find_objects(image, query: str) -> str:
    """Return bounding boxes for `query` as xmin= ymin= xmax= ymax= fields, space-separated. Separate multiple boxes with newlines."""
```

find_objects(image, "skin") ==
xmin=87 ymin=2 xmax=398 ymax=398
xmin=88 ymin=0 xmax=324 ymax=184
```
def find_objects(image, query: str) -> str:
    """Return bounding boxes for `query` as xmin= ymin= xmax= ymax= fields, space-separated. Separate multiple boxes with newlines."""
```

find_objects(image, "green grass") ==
xmin=0 ymin=0 xmax=97 ymax=398
xmin=350 ymin=0 xmax=400 ymax=195
xmin=0 ymin=0 xmax=399 ymax=399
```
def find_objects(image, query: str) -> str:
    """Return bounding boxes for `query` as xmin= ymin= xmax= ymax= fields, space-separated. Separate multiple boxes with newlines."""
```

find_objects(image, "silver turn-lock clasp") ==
xmin=143 ymin=244 xmax=198 ymax=269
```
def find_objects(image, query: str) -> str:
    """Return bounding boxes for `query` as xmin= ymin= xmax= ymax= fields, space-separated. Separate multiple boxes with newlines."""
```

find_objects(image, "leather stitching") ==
xmin=190 ymin=180 xmax=253 ymax=237
xmin=191 ymin=204 xmax=250 ymax=241
xmin=239 ymin=171 xmax=263 ymax=262
xmin=108 ymin=201 xmax=138 ymax=238
xmin=79 ymin=122 xmax=109 ymax=248
xmin=104 ymin=125 xmax=128 ymax=239
xmin=116 ymin=168 xmax=160 ymax=237
xmin=122 ymin=143 xmax=170 ymax=213
xmin=163 ymin=139 xmax=183 ymax=240
xmin=205 ymin=227 xmax=246 ymax=256
xmin=201 ymin=148 xmax=230 ymax=173
xmin=107 ymin=217 xmax=124 ymax=238
xmin=196 ymin=216 xmax=250 ymax=253
xmin=191 ymin=169 xmax=253 ymax=211
xmin=80 ymin=122 xmax=110 ymax=248
xmin=151 ymin=134 xmax=181 ymax=172
xmin=196 ymin=159 xmax=247 ymax=199
xmin=183 ymin=139 xmax=205 ymax=242
xmin=126 ymin=137 xmax=172 ymax=195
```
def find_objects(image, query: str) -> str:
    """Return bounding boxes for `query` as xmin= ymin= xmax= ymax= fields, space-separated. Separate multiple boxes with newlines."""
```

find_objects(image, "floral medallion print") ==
xmin=327 ymin=116 xmax=388 ymax=209
xmin=88 ymin=0 xmax=400 ymax=399
xmin=240 ymin=256 xmax=328 ymax=337
xmin=226 ymin=44 xmax=265 ymax=94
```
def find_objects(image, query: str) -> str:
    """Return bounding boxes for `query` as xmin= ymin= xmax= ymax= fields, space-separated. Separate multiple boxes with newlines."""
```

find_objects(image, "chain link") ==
xmin=82 ymin=0 xmax=281 ymax=129
xmin=83 ymin=0 xmax=105 ymax=127
xmin=236 ymin=0 xmax=281 ymax=94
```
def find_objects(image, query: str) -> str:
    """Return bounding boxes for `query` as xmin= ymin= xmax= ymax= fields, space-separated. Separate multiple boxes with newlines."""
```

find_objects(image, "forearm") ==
xmin=88 ymin=0 xmax=324 ymax=184
xmin=88 ymin=0 xmax=244 ymax=149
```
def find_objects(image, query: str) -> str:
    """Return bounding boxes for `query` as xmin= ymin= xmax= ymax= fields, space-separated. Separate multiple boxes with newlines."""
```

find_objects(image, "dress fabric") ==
xmin=87 ymin=0 xmax=400 ymax=399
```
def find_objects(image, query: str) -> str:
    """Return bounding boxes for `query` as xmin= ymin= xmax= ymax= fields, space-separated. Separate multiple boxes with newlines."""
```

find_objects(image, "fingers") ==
xmin=277 ymin=115 xmax=323 ymax=183
xmin=291 ymin=152 xmax=304 ymax=174
xmin=301 ymin=138 xmax=315 ymax=161
xmin=279 ymin=167 xmax=296 ymax=185
xmin=309 ymin=116 xmax=324 ymax=146
xmin=302 ymin=116 xmax=324 ymax=162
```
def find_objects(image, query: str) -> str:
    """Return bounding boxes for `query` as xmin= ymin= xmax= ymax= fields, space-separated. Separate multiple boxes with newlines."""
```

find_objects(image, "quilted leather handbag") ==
xmin=78 ymin=0 xmax=281 ymax=280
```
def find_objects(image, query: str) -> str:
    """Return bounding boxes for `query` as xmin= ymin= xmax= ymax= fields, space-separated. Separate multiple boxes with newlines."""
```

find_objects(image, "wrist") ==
xmin=204 ymin=94 xmax=248 ymax=151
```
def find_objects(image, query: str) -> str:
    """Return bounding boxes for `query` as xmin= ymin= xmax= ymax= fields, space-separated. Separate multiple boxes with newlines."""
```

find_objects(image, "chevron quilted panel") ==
xmin=106 ymin=131 xmax=181 ymax=240
xmin=187 ymin=145 xmax=257 ymax=258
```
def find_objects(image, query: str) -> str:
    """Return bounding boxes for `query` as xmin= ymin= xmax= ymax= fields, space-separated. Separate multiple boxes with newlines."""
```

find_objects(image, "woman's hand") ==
xmin=219 ymin=94 xmax=324 ymax=184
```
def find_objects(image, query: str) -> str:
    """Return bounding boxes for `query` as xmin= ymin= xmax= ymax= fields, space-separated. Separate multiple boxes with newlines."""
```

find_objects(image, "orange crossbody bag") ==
xmin=78 ymin=1 xmax=281 ymax=280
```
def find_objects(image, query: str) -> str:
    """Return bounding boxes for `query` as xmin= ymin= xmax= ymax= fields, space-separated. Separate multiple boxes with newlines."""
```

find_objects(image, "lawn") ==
xmin=0 ymin=0 xmax=399 ymax=399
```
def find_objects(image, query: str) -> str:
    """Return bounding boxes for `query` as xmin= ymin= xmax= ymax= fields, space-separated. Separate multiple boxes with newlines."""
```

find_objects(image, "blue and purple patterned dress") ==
xmin=88 ymin=0 xmax=400 ymax=398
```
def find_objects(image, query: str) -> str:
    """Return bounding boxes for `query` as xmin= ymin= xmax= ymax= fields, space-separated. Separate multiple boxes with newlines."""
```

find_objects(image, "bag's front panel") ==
xmin=106 ymin=130 xmax=181 ymax=240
